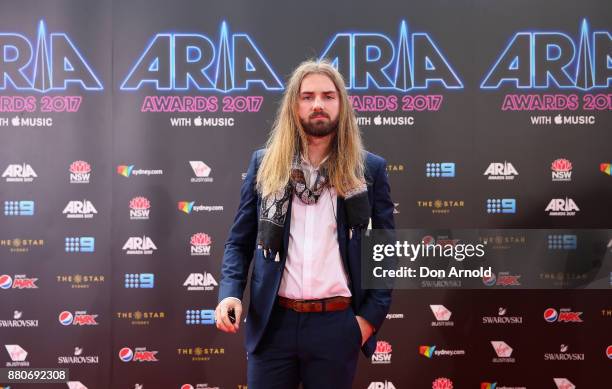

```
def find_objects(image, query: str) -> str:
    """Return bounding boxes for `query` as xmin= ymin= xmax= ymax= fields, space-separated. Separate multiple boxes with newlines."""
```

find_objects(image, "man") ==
xmin=215 ymin=59 xmax=394 ymax=389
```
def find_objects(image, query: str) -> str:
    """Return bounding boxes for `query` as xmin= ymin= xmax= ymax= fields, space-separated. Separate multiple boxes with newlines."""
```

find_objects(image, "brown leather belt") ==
xmin=278 ymin=296 xmax=351 ymax=313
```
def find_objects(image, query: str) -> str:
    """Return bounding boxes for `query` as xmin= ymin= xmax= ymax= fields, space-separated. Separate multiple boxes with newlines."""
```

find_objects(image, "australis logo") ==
xmin=429 ymin=304 xmax=453 ymax=327
xmin=118 ymin=347 xmax=158 ymax=362
xmin=320 ymin=21 xmax=463 ymax=91
xmin=481 ymin=19 xmax=611 ymax=90
xmin=553 ymin=378 xmax=576 ymax=389
xmin=371 ymin=340 xmax=392 ymax=364
xmin=69 ymin=161 xmax=91 ymax=183
xmin=0 ymin=20 xmax=102 ymax=91
xmin=491 ymin=341 xmax=515 ymax=363
xmin=120 ymin=21 xmax=282 ymax=91
xmin=58 ymin=311 xmax=99 ymax=326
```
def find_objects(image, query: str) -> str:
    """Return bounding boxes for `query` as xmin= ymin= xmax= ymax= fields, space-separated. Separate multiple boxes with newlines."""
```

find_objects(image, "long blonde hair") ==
xmin=256 ymin=59 xmax=365 ymax=198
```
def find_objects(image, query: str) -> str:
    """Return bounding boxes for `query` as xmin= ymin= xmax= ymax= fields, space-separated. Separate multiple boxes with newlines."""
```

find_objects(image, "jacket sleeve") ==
xmin=357 ymin=157 xmax=395 ymax=331
xmin=218 ymin=150 xmax=260 ymax=302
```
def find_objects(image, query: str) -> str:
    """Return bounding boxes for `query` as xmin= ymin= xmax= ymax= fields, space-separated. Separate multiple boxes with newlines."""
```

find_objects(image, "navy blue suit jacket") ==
xmin=218 ymin=149 xmax=395 ymax=358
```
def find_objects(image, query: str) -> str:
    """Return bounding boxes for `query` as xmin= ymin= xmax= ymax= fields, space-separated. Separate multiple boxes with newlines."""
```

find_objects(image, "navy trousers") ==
xmin=247 ymin=303 xmax=362 ymax=389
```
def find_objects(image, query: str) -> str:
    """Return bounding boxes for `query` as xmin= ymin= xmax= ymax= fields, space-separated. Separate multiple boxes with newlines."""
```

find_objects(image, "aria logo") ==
xmin=367 ymin=382 xmax=396 ymax=389
xmin=481 ymin=19 xmax=611 ymax=90
xmin=121 ymin=21 xmax=282 ymax=91
xmin=122 ymin=236 xmax=157 ymax=255
xmin=545 ymin=198 xmax=579 ymax=216
xmin=0 ymin=20 xmax=103 ymax=91
xmin=63 ymin=200 xmax=97 ymax=219
xmin=183 ymin=272 xmax=218 ymax=291
xmin=484 ymin=162 xmax=518 ymax=180
xmin=321 ymin=21 xmax=463 ymax=91
xmin=2 ymin=163 xmax=37 ymax=182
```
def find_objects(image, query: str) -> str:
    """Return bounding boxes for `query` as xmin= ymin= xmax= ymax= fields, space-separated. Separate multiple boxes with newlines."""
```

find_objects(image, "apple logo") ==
xmin=373 ymin=115 xmax=382 ymax=125
xmin=194 ymin=116 xmax=203 ymax=126
xmin=554 ymin=114 xmax=563 ymax=125
xmin=11 ymin=116 xmax=20 ymax=126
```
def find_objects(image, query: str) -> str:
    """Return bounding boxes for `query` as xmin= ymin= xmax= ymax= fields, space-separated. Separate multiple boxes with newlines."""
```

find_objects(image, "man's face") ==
xmin=297 ymin=73 xmax=340 ymax=138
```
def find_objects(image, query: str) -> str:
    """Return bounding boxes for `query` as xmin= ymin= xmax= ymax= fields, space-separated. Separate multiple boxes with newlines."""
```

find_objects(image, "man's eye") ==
xmin=303 ymin=96 xmax=312 ymax=100
xmin=326 ymin=95 xmax=335 ymax=100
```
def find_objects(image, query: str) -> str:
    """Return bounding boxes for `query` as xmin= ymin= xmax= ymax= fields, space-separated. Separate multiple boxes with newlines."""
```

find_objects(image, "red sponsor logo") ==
xmin=432 ymin=378 xmax=453 ymax=389
xmin=73 ymin=314 xmax=99 ymax=326
xmin=551 ymin=159 xmax=572 ymax=172
xmin=558 ymin=310 xmax=583 ymax=323
xmin=375 ymin=341 xmax=392 ymax=354
xmin=129 ymin=197 xmax=151 ymax=210
xmin=496 ymin=274 xmax=521 ymax=286
xmin=133 ymin=350 xmax=158 ymax=362
xmin=190 ymin=233 xmax=212 ymax=246
xmin=12 ymin=277 xmax=38 ymax=289
xmin=69 ymin=161 xmax=91 ymax=174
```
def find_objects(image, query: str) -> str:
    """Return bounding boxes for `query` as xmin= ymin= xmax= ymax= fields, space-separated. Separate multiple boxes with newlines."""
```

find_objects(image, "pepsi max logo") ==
xmin=606 ymin=345 xmax=612 ymax=359
xmin=482 ymin=274 xmax=497 ymax=286
xmin=118 ymin=347 xmax=158 ymax=362
xmin=118 ymin=347 xmax=133 ymax=362
xmin=544 ymin=308 xmax=583 ymax=323
xmin=59 ymin=311 xmax=74 ymax=325
xmin=0 ymin=275 xmax=12 ymax=289
xmin=544 ymin=308 xmax=558 ymax=322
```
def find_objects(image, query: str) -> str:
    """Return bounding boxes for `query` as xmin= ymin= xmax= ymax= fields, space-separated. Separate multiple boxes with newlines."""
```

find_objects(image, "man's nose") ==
xmin=313 ymin=96 xmax=324 ymax=110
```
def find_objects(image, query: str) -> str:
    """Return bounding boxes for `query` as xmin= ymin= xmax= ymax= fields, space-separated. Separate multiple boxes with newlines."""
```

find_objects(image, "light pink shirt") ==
xmin=277 ymin=156 xmax=352 ymax=300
